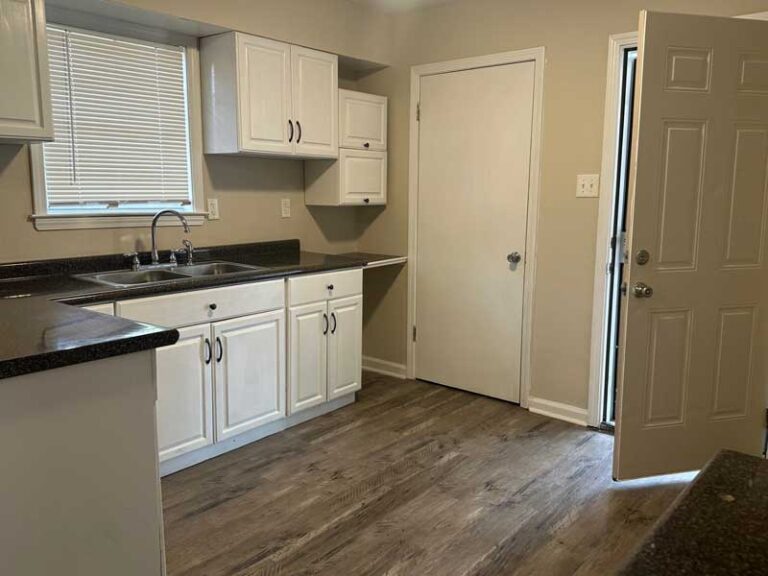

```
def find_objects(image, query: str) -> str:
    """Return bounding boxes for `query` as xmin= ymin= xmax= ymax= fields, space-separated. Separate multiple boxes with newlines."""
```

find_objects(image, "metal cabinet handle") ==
xmin=288 ymin=120 xmax=294 ymax=143
xmin=323 ymin=313 xmax=329 ymax=335
xmin=209 ymin=303 xmax=217 ymax=311
xmin=327 ymin=284 xmax=334 ymax=291
xmin=296 ymin=121 xmax=302 ymax=143
xmin=331 ymin=312 xmax=337 ymax=334
xmin=215 ymin=337 xmax=223 ymax=363
xmin=204 ymin=338 xmax=212 ymax=365
xmin=363 ymin=142 xmax=370 ymax=148
xmin=363 ymin=198 xmax=370 ymax=204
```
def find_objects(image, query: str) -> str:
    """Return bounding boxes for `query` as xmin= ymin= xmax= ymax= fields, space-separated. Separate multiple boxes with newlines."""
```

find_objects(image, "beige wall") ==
xmin=0 ymin=0 xmax=392 ymax=263
xmin=356 ymin=0 xmax=768 ymax=409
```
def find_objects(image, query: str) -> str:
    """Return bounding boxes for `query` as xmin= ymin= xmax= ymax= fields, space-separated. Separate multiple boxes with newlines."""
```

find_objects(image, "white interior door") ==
xmin=236 ymin=34 xmax=293 ymax=155
xmin=155 ymin=323 xmax=214 ymax=462
xmin=288 ymin=301 xmax=328 ymax=414
xmin=291 ymin=46 xmax=337 ymax=158
xmin=615 ymin=11 xmax=768 ymax=480
xmin=213 ymin=310 xmax=286 ymax=441
xmin=415 ymin=61 xmax=535 ymax=402
xmin=328 ymin=294 xmax=363 ymax=400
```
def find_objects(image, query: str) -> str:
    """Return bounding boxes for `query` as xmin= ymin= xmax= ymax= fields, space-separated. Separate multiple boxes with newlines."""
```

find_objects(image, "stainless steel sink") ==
xmin=81 ymin=269 xmax=188 ymax=287
xmin=174 ymin=262 xmax=267 ymax=277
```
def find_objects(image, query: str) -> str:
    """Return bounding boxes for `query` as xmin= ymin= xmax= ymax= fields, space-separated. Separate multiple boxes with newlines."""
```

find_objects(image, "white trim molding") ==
xmin=587 ymin=32 xmax=638 ymax=428
xmin=406 ymin=47 xmax=545 ymax=409
xmin=362 ymin=356 xmax=407 ymax=379
xmin=528 ymin=396 xmax=588 ymax=427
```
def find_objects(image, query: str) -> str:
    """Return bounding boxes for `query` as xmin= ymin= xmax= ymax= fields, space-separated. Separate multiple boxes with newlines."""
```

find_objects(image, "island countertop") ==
xmin=620 ymin=449 xmax=768 ymax=575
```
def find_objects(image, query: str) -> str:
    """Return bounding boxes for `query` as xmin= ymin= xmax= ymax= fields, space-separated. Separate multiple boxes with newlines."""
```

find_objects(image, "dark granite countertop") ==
xmin=0 ymin=240 xmax=394 ymax=380
xmin=621 ymin=450 xmax=768 ymax=575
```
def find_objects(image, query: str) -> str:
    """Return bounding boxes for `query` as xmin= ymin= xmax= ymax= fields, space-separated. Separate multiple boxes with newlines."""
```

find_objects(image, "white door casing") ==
xmin=155 ymin=323 xmax=214 ymax=462
xmin=328 ymin=294 xmax=363 ymax=400
xmin=614 ymin=11 xmax=768 ymax=479
xmin=289 ymin=301 xmax=329 ymax=414
xmin=213 ymin=310 xmax=286 ymax=441
xmin=414 ymin=60 xmax=536 ymax=402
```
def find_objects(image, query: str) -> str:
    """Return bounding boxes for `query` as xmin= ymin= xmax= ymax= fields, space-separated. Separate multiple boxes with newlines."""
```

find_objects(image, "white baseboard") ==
xmin=362 ymin=356 xmax=407 ymax=379
xmin=528 ymin=396 xmax=589 ymax=427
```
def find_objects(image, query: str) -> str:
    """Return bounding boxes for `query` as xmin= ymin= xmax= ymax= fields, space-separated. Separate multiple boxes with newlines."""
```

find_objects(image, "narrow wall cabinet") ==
xmin=201 ymin=31 xmax=338 ymax=159
xmin=305 ymin=89 xmax=388 ymax=206
xmin=339 ymin=89 xmax=387 ymax=151
xmin=287 ymin=269 xmax=363 ymax=414
xmin=0 ymin=0 xmax=53 ymax=142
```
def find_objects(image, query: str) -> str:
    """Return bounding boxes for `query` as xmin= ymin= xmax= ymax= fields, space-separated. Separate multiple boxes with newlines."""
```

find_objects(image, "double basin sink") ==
xmin=80 ymin=262 xmax=268 ymax=288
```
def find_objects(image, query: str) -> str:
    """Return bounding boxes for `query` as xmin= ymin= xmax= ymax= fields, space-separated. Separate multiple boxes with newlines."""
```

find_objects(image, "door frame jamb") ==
xmin=587 ymin=32 xmax=638 ymax=428
xmin=406 ymin=47 xmax=546 ymax=409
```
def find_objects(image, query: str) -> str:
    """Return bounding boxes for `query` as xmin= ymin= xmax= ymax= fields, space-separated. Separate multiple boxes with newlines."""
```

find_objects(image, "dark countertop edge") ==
xmin=0 ymin=324 xmax=179 ymax=381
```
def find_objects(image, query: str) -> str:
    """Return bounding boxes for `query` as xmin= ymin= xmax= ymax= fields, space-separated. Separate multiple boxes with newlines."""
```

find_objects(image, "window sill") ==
xmin=30 ymin=213 xmax=208 ymax=231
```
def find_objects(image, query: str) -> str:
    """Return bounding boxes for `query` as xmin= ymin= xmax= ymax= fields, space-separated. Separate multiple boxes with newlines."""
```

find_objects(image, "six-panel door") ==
xmin=291 ymin=45 xmax=338 ymax=158
xmin=328 ymin=294 xmax=363 ymax=400
xmin=156 ymin=323 xmax=214 ymax=462
xmin=236 ymin=34 xmax=293 ymax=155
xmin=213 ymin=309 xmax=286 ymax=441
xmin=288 ymin=301 xmax=328 ymax=414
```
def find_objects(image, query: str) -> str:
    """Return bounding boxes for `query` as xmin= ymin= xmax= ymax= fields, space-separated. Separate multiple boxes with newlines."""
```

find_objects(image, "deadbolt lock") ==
xmin=632 ymin=282 xmax=654 ymax=298
xmin=636 ymin=249 xmax=650 ymax=265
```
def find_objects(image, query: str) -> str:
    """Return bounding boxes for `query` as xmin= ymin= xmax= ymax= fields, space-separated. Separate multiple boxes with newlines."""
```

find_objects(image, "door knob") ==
xmin=507 ymin=252 xmax=522 ymax=264
xmin=632 ymin=282 xmax=654 ymax=298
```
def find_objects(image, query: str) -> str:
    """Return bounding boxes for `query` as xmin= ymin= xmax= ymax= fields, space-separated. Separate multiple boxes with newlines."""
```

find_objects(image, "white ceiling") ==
xmin=349 ymin=0 xmax=456 ymax=13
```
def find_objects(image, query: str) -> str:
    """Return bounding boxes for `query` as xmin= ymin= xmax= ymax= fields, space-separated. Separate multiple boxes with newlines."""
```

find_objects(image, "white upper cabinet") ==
xmin=339 ymin=89 xmax=387 ymax=151
xmin=305 ymin=148 xmax=387 ymax=206
xmin=201 ymin=31 xmax=337 ymax=159
xmin=0 ymin=0 xmax=52 ymax=142
xmin=292 ymin=46 xmax=338 ymax=158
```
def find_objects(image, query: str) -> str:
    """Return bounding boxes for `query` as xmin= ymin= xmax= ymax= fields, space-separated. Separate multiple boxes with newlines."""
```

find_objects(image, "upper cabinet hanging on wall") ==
xmin=200 ymin=32 xmax=338 ymax=159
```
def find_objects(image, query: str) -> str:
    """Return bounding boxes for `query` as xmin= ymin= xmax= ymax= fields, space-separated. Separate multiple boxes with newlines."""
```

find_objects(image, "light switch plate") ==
xmin=577 ymin=174 xmax=600 ymax=198
xmin=207 ymin=198 xmax=220 ymax=220
xmin=281 ymin=198 xmax=291 ymax=218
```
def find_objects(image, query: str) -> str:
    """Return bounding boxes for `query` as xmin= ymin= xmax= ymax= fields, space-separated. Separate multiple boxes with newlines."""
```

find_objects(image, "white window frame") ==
xmin=29 ymin=11 xmax=206 ymax=231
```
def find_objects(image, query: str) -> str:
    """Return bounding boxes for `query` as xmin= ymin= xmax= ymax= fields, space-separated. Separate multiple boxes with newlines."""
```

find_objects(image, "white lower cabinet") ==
xmin=214 ymin=310 xmax=286 ymax=441
xmin=288 ymin=301 xmax=328 ymax=414
xmin=328 ymin=294 xmax=363 ymax=400
xmin=288 ymin=270 xmax=363 ymax=415
xmin=156 ymin=323 xmax=214 ymax=462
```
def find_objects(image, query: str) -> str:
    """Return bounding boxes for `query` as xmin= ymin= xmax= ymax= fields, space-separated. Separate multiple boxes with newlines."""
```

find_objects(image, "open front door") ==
xmin=614 ymin=11 xmax=768 ymax=480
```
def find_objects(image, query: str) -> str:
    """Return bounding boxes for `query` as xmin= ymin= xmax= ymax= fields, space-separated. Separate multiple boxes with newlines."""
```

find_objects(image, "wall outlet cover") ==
xmin=207 ymin=198 xmax=220 ymax=220
xmin=577 ymin=174 xmax=600 ymax=198
xmin=281 ymin=198 xmax=291 ymax=218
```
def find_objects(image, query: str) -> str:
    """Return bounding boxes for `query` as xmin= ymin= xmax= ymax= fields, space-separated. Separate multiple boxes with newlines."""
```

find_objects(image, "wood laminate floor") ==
xmin=162 ymin=373 xmax=690 ymax=576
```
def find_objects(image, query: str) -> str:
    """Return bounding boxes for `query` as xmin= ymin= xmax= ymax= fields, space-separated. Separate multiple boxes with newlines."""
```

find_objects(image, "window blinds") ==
xmin=42 ymin=25 xmax=193 ymax=212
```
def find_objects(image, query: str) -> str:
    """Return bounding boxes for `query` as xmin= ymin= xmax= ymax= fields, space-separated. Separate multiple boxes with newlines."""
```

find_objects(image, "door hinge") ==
xmin=416 ymin=102 xmax=421 ymax=122
xmin=412 ymin=325 xmax=417 ymax=342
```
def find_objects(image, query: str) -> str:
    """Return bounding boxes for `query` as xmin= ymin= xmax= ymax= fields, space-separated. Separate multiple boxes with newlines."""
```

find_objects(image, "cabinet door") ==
xmin=213 ymin=309 xmax=286 ymax=441
xmin=339 ymin=89 xmax=387 ymax=151
xmin=156 ymin=324 xmax=214 ymax=462
xmin=328 ymin=294 xmax=363 ymax=400
xmin=291 ymin=46 xmax=338 ymax=159
xmin=340 ymin=149 xmax=387 ymax=205
xmin=0 ymin=0 xmax=52 ymax=141
xmin=288 ymin=301 xmax=328 ymax=414
xmin=236 ymin=33 xmax=293 ymax=155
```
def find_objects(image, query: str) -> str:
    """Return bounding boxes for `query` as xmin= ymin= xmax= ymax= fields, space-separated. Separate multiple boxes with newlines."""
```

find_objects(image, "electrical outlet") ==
xmin=577 ymin=174 xmax=600 ymax=198
xmin=281 ymin=198 xmax=291 ymax=218
xmin=207 ymin=198 xmax=220 ymax=220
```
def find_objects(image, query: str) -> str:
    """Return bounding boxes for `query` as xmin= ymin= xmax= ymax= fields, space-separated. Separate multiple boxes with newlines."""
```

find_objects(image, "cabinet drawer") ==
xmin=287 ymin=269 xmax=362 ymax=306
xmin=116 ymin=280 xmax=284 ymax=328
